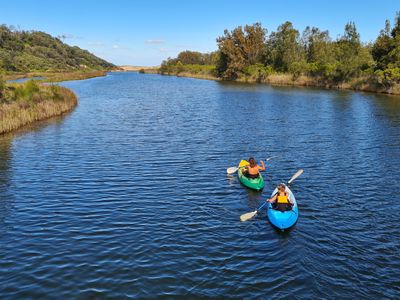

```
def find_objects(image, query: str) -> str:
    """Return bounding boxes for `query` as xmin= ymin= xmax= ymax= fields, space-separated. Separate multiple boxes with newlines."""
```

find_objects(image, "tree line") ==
xmin=160 ymin=13 xmax=400 ymax=89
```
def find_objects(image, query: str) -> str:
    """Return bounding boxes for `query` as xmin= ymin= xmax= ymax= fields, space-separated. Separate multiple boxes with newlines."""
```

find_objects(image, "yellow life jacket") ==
xmin=277 ymin=192 xmax=289 ymax=204
xmin=238 ymin=160 xmax=249 ymax=168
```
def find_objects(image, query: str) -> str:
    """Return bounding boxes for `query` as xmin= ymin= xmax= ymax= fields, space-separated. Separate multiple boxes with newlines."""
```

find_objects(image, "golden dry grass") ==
xmin=4 ymin=70 xmax=109 ymax=82
xmin=45 ymin=70 xmax=109 ymax=82
xmin=162 ymin=70 xmax=400 ymax=95
xmin=176 ymin=72 xmax=219 ymax=81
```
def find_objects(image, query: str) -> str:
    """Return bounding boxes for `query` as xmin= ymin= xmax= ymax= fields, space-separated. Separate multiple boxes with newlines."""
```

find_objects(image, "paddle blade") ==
xmin=227 ymin=167 xmax=238 ymax=174
xmin=240 ymin=210 xmax=258 ymax=222
xmin=288 ymin=169 xmax=304 ymax=185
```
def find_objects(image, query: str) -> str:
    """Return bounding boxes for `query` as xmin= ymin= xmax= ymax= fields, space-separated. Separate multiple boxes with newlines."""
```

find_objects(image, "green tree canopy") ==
xmin=331 ymin=22 xmax=372 ymax=82
xmin=371 ymin=13 xmax=400 ymax=87
xmin=216 ymin=23 xmax=267 ymax=79
xmin=264 ymin=21 xmax=304 ymax=72
xmin=176 ymin=50 xmax=218 ymax=65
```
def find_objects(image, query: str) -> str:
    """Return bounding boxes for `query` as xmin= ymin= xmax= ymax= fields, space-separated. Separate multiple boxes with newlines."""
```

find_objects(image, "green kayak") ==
xmin=238 ymin=167 xmax=265 ymax=191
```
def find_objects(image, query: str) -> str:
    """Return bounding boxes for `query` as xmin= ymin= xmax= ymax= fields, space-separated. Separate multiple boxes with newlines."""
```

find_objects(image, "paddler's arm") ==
xmin=259 ymin=160 xmax=265 ymax=171
xmin=267 ymin=194 xmax=277 ymax=203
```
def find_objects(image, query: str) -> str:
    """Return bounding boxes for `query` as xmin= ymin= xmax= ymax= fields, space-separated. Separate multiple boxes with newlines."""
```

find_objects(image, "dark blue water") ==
xmin=1 ymin=72 xmax=399 ymax=299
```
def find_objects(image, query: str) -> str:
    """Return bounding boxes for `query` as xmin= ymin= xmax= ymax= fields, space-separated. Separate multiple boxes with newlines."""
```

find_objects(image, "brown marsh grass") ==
xmin=4 ymin=70 xmax=109 ymax=82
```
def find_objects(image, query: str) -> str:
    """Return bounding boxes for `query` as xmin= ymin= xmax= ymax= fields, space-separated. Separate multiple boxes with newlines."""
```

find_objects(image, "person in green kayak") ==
xmin=268 ymin=183 xmax=292 ymax=212
xmin=242 ymin=157 xmax=265 ymax=179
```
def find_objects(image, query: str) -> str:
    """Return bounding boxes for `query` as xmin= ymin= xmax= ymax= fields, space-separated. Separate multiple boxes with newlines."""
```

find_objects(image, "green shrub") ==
xmin=11 ymin=80 xmax=40 ymax=102
xmin=374 ymin=67 xmax=400 ymax=88
xmin=244 ymin=64 xmax=274 ymax=82
xmin=0 ymin=76 xmax=5 ymax=100
xmin=25 ymin=80 xmax=40 ymax=94
xmin=288 ymin=61 xmax=308 ymax=80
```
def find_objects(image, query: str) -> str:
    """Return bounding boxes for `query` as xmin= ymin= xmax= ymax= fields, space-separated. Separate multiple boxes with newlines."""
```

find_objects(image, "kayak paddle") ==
xmin=288 ymin=169 xmax=303 ymax=185
xmin=239 ymin=169 xmax=303 ymax=222
xmin=265 ymin=156 xmax=275 ymax=162
xmin=240 ymin=202 xmax=268 ymax=222
xmin=226 ymin=156 xmax=274 ymax=175
xmin=226 ymin=166 xmax=239 ymax=175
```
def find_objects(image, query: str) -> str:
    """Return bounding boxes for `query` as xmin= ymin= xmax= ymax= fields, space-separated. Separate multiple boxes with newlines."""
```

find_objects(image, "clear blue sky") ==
xmin=0 ymin=0 xmax=398 ymax=66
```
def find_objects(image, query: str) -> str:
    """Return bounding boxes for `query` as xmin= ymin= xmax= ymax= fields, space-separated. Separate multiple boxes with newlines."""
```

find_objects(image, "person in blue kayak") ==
xmin=268 ymin=183 xmax=293 ymax=211
xmin=242 ymin=157 xmax=265 ymax=178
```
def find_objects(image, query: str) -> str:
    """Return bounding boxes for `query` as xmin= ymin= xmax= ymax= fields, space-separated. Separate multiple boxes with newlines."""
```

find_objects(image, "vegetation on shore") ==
xmin=159 ymin=51 xmax=218 ymax=77
xmin=0 ymin=25 xmax=114 ymax=72
xmin=0 ymin=78 xmax=77 ymax=134
xmin=0 ymin=24 xmax=116 ymax=134
xmin=157 ymin=13 xmax=400 ymax=95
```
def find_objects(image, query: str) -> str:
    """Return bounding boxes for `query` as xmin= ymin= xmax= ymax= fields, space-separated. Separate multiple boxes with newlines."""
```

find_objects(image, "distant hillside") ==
xmin=119 ymin=65 xmax=159 ymax=71
xmin=0 ymin=25 xmax=114 ymax=72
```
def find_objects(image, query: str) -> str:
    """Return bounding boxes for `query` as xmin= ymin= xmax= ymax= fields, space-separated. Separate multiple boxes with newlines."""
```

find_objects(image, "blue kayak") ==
xmin=267 ymin=184 xmax=298 ymax=230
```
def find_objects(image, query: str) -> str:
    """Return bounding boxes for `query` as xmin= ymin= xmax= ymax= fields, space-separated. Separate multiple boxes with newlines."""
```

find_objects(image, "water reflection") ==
xmin=0 ymin=98 xmax=72 ymax=235
xmin=371 ymin=93 xmax=400 ymax=124
xmin=0 ymin=136 xmax=12 ymax=187
xmin=0 ymin=135 xmax=13 ymax=234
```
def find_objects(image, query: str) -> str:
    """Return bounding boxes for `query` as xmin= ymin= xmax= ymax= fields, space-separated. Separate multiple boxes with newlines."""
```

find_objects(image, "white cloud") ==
xmin=111 ymin=44 xmax=130 ymax=50
xmin=145 ymin=39 xmax=165 ymax=44
xmin=88 ymin=41 xmax=105 ymax=47
xmin=158 ymin=47 xmax=169 ymax=53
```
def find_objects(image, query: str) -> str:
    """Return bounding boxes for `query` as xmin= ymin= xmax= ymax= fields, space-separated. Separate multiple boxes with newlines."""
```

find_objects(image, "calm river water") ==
xmin=1 ymin=72 xmax=399 ymax=299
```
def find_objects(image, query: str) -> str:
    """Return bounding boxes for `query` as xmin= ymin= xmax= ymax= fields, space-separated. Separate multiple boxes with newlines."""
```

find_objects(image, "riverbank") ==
xmin=3 ymin=70 xmax=111 ymax=83
xmin=0 ymin=80 xmax=77 ymax=134
xmin=148 ymin=69 xmax=400 ymax=96
xmin=240 ymin=74 xmax=399 ymax=95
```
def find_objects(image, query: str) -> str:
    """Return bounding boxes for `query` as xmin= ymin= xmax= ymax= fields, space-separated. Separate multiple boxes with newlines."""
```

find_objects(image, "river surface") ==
xmin=1 ymin=72 xmax=399 ymax=299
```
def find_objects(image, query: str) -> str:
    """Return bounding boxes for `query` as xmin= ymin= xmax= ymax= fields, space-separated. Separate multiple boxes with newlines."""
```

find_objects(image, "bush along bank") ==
xmin=0 ymin=78 xmax=77 ymax=134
